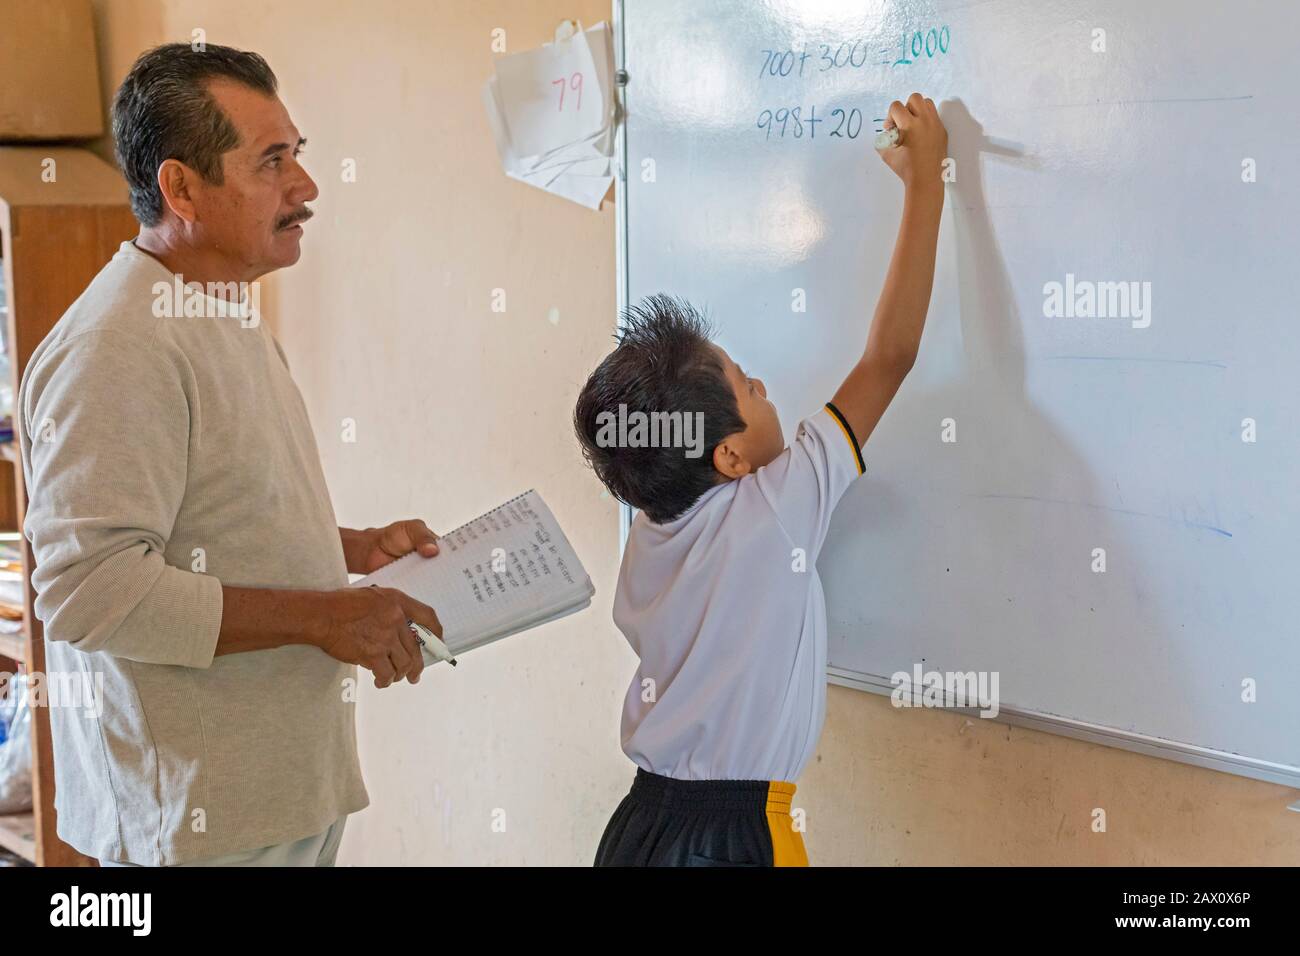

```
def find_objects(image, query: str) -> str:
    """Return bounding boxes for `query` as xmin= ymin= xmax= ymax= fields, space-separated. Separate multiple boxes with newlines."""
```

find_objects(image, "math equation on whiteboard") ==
xmin=757 ymin=106 xmax=866 ymax=140
xmin=758 ymin=26 xmax=950 ymax=80
xmin=756 ymin=27 xmax=950 ymax=142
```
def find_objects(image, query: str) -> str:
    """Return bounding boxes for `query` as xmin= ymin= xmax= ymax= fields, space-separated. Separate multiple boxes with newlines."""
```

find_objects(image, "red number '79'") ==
xmin=552 ymin=72 xmax=584 ymax=111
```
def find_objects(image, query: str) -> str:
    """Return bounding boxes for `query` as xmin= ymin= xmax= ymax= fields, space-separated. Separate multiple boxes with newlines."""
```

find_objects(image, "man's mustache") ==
xmin=276 ymin=207 xmax=314 ymax=230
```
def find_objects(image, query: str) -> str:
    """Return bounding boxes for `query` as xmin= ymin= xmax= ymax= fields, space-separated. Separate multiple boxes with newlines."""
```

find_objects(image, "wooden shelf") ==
xmin=0 ymin=147 xmax=127 ymax=208
xmin=0 ymin=812 xmax=36 ymax=863
xmin=0 ymin=629 xmax=23 ymax=663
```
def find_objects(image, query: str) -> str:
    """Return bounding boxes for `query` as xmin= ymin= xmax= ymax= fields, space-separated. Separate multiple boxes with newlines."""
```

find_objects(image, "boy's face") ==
xmin=712 ymin=345 xmax=785 ymax=478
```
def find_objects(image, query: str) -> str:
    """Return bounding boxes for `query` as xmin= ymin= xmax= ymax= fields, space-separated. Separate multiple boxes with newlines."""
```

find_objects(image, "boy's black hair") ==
xmin=574 ymin=294 xmax=747 ymax=524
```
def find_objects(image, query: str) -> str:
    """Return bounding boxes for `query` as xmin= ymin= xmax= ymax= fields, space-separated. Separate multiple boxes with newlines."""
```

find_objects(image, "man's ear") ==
xmin=712 ymin=434 xmax=751 ymax=480
xmin=156 ymin=159 xmax=198 ymax=224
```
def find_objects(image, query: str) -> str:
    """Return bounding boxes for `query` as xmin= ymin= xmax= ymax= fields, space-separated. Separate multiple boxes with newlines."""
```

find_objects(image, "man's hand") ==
xmin=315 ymin=586 xmax=442 ymax=688
xmin=342 ymin=519 xmax=439 ymax=575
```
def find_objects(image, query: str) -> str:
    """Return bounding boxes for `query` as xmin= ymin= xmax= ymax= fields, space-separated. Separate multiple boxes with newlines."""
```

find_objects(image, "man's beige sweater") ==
xmin=18 ymin=241 xmax=367 ymax=864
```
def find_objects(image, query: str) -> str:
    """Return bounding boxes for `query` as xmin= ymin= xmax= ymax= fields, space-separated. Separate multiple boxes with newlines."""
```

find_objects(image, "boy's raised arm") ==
xmin=831 ymin=92 xmax=947 ymax=447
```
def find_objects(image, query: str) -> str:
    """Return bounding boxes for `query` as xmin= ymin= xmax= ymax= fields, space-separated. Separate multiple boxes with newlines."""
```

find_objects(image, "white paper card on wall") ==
xmin=493 ymin=26 xmax=602 ymax=157
xmin=483 ymin=21 xmax=616 ymax=210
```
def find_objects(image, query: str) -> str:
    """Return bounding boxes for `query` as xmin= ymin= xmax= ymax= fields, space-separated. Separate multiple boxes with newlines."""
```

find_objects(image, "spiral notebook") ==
xmin=352 ymin=490 xmax=595 ymax=663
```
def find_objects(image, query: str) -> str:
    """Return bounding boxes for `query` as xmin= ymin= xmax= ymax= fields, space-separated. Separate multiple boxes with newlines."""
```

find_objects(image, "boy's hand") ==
xmin=879 ymin=93 xmax=948 ymax=190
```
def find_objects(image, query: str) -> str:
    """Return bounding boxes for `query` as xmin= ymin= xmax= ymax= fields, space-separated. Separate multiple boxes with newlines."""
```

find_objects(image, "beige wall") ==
xmin=87 ymin=0 xmax=1299 ymax=865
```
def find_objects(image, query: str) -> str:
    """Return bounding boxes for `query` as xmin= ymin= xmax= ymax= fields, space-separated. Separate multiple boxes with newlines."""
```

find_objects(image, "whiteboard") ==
xmin=616 ymin=0 xmax=1300 ymax=785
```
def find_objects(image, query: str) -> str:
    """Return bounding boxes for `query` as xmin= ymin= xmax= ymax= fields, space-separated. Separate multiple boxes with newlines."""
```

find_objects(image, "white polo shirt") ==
xmin=613 ymin=403 xmax=866 ymax=783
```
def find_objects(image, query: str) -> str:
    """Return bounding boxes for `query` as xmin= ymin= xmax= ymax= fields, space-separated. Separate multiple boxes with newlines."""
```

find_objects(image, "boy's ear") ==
xmin=712 ymin=434 xmax=751 ymax=479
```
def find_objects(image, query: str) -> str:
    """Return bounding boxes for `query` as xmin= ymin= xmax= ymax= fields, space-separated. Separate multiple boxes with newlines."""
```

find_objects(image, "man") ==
xmin=18 ymin=43 xmax=440 ymax=866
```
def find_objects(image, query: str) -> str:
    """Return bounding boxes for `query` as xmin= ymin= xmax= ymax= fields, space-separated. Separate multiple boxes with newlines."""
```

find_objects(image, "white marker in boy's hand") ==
xmin=876 ymin=93 xmax=947 ymax=188
xmin=874 ymin=125 xmax=902 ymax=150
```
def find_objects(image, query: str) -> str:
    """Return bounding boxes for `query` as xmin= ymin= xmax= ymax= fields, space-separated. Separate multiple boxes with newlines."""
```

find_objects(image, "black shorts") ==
xmin=594 ymin=768 xmax=808 ymax=866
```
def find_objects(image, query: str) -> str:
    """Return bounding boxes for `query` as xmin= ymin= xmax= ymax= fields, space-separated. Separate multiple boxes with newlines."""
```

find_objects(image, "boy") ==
xmin=575 ymin=94 xmax=947 ymax=866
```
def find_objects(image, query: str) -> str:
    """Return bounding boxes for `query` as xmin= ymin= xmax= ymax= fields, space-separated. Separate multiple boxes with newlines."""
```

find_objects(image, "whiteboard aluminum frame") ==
xmin=611 ymin=0 xmax=1299 ymax=791
xmin=613 ymin=0 xmax=635 ymax=555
